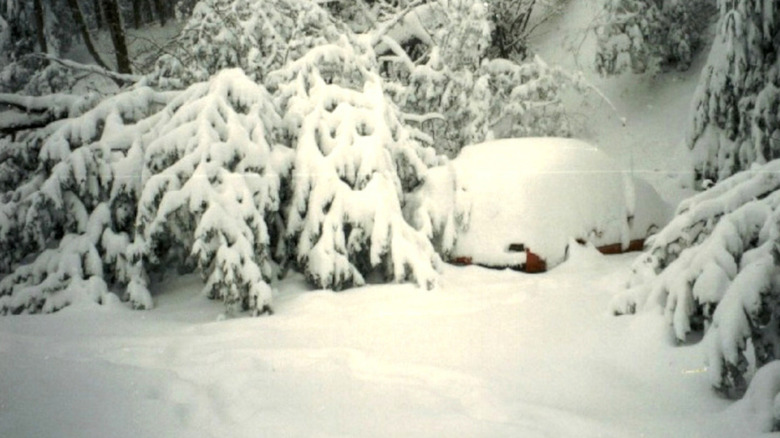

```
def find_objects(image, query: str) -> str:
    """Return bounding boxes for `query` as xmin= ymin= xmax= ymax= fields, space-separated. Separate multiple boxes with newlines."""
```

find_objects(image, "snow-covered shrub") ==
xmin=373 ymin=0 xmax=486 ymax=155
xmin=269 ymin=37 xmax=441 ymax=290
xmin=612 ymin=159 xmax=780 ymax=398
xmin=430 ymin=0 xmax=491 ymax=71
xmin=394 ymin=52 xmax=478 ymax=156
xmin=595 ymin=0 xmax=716 ymax=76
xmin=153 ymin=0 xmax=342 ymax=86
xmin=486 ymin=0 xmax=565 ymax=61
xmin=0 ymin=87 xmax=173 ymax=314
xmin=688 ymin=0 xmax=780 ymax=183
xmin=380 ymin=0 xmax=577 ymax=156
xmin=322 ymin=0 xmax=398 ymax=34
xmin=135 ymin=69 xmax=293 ymax=314
xmin=477 ymin=56 xmax=583 ymax=141
xmin=398 ymin=54 xmax=584 ymax=156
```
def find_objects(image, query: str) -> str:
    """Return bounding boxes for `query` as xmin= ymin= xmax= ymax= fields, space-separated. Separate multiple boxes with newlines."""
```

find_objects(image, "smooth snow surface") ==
xmin=446 ymin=138 xmax=669 ymax=268
xmin=1 ymin=254 xmax=755 ymax=438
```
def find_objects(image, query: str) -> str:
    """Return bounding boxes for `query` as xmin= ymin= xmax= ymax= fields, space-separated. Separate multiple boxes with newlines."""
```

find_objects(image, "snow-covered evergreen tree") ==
xmin=0 ymin=0 xmax=460 ymax=314
xmin=612 ymin=158 xmax=780 ymax=399
xmin=135 ymin=69 xmax=293 ymax=314
xmin=595 ymin=0 xmax=715 ymax=76
xmin=0 ymin=87 xmax=172 ymax=314
xmin=688 ymin=0 xmax=780 ymax=183
xmin=610 ymin=0 xmax=780 ymax=406
xmin=268 ymin=36 xmax=441 ymax=290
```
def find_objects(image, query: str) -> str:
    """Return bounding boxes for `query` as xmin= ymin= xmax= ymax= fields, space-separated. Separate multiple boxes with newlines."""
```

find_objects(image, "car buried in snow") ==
xmin=408 ymin=138 xmax=672 ymax=272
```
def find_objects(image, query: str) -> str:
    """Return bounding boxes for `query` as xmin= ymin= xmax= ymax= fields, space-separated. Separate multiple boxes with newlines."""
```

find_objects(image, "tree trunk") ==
xmin=142 ymin=0 xmax=154 ymax=23
xmin=131 ymin=0 xmax=142 ymax=28
xmin=65 ymin=0 xmax=110 ymax=69
xmin=92 ymin=0 xmax=104 ymax=29
xmin=33 ymin=0 xmax=48 ymax=54
xmin=101 ymin=0 xmax=132 ymax=74
xmin=151 ymin=0 xmax=166 ymax=26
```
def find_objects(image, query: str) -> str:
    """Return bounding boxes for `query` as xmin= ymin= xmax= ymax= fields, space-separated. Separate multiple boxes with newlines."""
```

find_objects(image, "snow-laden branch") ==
xmin=378 ymin=35 xmax=416 ymax=71
xmin=0 ymin=92 xmax=84 ymax=115
xmin=0 ymin=112 xmax=56 ymax=136
xmin=0 ymin=91 xmax=90 ymax=136
xmin=370 ymin=0 xmax=430 ymax=46
xmin=28 ymin=54 xmax=143 ymax=86
xmin=402 ymin=112 xmax=445 ymax=124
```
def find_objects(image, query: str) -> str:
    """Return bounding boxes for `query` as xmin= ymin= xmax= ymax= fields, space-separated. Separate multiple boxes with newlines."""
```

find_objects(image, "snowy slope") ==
xmin=2 ymin=251 xmax=760 ymax=438
xmin=530 ymin=0 xmax=705 ymax=208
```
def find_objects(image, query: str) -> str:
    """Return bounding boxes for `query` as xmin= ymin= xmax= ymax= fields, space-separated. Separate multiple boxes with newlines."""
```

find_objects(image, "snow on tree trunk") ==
xmin=268 ymin=39 xmax=441 ymax=291
xmin=688 ymin=0 xmax=779 ymax=183
xmin=135 ymin=69 xmax=292 ymax=314
xmin=612 ymin=158 xmax=780 ymax=398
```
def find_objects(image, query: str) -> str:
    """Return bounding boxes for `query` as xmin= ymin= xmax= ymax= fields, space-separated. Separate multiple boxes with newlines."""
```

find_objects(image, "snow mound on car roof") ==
xmin=445 ymin=138 xmax=669 ymax=268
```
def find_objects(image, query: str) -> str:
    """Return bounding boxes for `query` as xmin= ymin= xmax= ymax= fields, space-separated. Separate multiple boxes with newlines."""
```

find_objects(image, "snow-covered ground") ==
xmin=2 ymin=247 xmax=763 ymax=438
